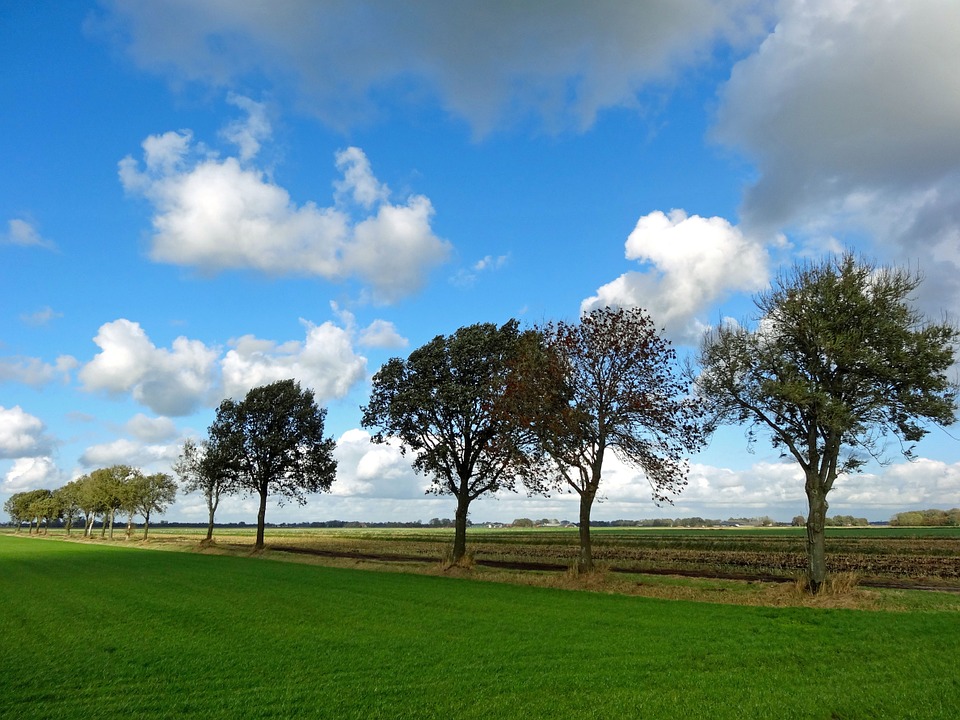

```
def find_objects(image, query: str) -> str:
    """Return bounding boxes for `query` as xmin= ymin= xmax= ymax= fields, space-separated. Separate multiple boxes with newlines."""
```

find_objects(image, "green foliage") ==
xmin=2 ymin=536 xmax=960 ymax=719
xmin=698 ymin=253 xmax=958 ymax=591
xmin=173 ymin=438 xmax=235 ymax=540
xmin=361 ymin=320 xmax=535 ymax=562
xmin=132 ymin=473 xmax=177 ymax=538
xmin=207 ymin=379 xmax=337 ymax=549
xmin=891 ymin=509 xmax=960 ymax=527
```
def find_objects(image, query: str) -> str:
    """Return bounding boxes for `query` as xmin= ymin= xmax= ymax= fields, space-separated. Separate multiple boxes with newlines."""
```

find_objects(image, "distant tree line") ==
xmin=889 ymin=509 xmax=960 ymax=527
xmin=3 ymin=465 xmax=176 ymax=539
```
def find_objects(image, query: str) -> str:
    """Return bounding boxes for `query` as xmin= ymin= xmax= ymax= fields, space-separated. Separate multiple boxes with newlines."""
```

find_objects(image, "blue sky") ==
xmin=2 ymin=0 xmax=959 ymax=525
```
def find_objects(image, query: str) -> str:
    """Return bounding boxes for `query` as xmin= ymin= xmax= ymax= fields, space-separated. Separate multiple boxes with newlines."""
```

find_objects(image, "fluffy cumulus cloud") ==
xmin=221 ymin=319 xmax=367 ymax=402
xmin=582 ymin=209 xmax=770 ymax=342
xmin=94 ymin=0 xmax=766 ymax=134
xmin=357 ymin=320 xmax=408 ymax=349
xmin=0 ymin=406 xmax=53 ymax=459
xmin=79 ymin=319 xmax=220 ymax=416
xmin=3 ymin=456 xmax=63 ymax=492
xmin=79 ymin=438 xmax=180 ymax=471
xmin=831 ymin=459 xmax=960 ymax=512
xmin=78 ymin=314 xmax=375 ymax=414
xmin=712 ymin=0 xmax=960 ymax=314
xmin=125 ymin=413 xmax=178 ymax=442
xmin=119 ymin=103 xmax=450 ymax=303
xmin=330 ymin=429 xmax=428 ymax=499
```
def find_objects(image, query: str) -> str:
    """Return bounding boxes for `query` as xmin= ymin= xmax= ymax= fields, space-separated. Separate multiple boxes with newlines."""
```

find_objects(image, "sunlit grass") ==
xmin=2 ymin=535 xmax=959 ymax=718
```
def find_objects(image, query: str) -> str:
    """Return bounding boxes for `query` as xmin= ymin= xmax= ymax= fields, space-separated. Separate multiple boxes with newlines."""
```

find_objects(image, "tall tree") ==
xmin=173 ymin=439 xmax=235 ymax=542
xmin=133 ymin=472 xmax=177 ymax=539
xmin=75 ymin=473 xmax=105 ymax=537
xmin=90 ymin=466 xmax=138 ymax=539
xmin=55 ymin=481 xmax=82 ymax=536
xmin=3 ymin=492 xmax=29 ymax=531
xmin=206 ymin=379 xmax=337 ymax=550
xmin=697 ymin=254 xmax=958 ymax=592
xmin=514 ymin=307 xmax=704 ymax=570
xmin=362 ymin=320 xmax=542 ymax=564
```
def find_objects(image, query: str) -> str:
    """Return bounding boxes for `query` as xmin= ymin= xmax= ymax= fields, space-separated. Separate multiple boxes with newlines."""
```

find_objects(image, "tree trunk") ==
xmin=205 ymin=505 xmax=215 ymax=542
xmin=451 ymin=493 xmax=471 ymax=565
xmin=255 ymin=489 xmax=268 ymax=550
xmin=578 ymin=489 xmax=596 ymax=571
xmin=805 ymin=480 xmax=829 ymax=593
xmin=143 ymin=510 xmax=151 ymax=540
xmin=125 ymin=513 xmax=134 ymax=540
xmin=85 ymin=514 xmax=95 ymax=537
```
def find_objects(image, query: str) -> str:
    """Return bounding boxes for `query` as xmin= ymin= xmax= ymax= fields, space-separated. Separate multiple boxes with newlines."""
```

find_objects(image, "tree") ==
xmin=19 ymin=489 xmax=53 ymax=534
xmin=206 ymin=379 xmax=337 ymax=550
xmin=173 ymin=438 xmax=235 ymax=541
xmin=3 ymin=492 xmax=29 ymax=530
xmin=74 ymin=473 xmax=105 ymax=537
xmin=90 ymin=466 xmax=138 ymax=539
xmin=133 ymin=473 xmax=177 ymax=539
xmin=119 ymin=470 xmax=145 ymax=540
xmin=697 ymin=254 xmax=958 ymax=592
xmin=511 ymin=307 xmax=705 ymax=570
xmin=361 ymin=321 xmax=538 ymax=564
xmin=55 ymin=481 xmax=83 ymax=536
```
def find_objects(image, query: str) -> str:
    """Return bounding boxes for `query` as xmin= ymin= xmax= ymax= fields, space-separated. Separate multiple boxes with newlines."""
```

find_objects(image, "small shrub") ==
xmin=793 ymin=571 xmax=861 ymax=596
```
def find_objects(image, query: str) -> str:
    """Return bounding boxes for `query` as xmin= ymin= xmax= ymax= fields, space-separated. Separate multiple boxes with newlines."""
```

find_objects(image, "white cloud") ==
xmin=335 ymin=146 xmax=390 ymax=208
xmin=474 ymin=254 xmax=509 ymax=272
xmin=0 ymin=355 xmax=77 ymax=387
xmin=221 ymin=93 xmax=271 ymax=161
xmin=120 ymin=127 xmax=450 ymax=302
xmin=79 ymin=319 xmax=220 ymax=416
xmin=125 ymin=413 xmax=179 ymax=442
xmin=582 ymin=209 xmax=770 ymax=342
xmin=221 ymin=319 xmax=367 ymax=403
xmin=2 ymin=456 xmax=63 ymax=492
xmin=77 ymin=312 xmax=374 ymax=415
xmin=358 ymin=320 xmax=408 ymax=349
xmin=0 ymin=406 xmax=53 ymax=459
xmin=20 ymin=306 xmax=63 ymax=326
xmin=712 ymin=0 xmax=960 ymax=315
xmin=331 ymin=429 xmax=429 ymax=499
xmin=94 ymin=0 xmax=767 ymax=135
xmin=79 ymin=438 xmax=179 ymax=471
xmin=2 ymin=218 xmax=55 ymax=249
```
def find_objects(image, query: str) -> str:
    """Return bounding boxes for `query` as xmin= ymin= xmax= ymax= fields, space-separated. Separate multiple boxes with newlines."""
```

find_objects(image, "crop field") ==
xmin=2 ymin=533 xmax=960 ymax=719
xmin=134 ymin=524 xmax=960 ymax=592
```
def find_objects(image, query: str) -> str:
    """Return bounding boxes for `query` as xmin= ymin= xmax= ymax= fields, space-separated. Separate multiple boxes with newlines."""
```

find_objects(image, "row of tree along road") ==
xmin=5 ymin=467 xmax=176 ymax=539
xmin=5 ymin=253 xmax=957 ymax=595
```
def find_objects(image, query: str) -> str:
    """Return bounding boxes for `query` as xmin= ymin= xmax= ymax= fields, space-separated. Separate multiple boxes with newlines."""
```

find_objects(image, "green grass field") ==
xmin=2 ymin=534 xmax=959 ymax=719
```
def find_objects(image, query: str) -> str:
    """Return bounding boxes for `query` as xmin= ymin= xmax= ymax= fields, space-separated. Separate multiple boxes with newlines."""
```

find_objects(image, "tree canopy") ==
xmin=514 ymin=307 xmax=705 ymax=569
xmin=361 ymin=320 xmax=537 ymax=563
xmin=174 ymin=438 xmax=235 ymax=541
xmin=206 ymin=379 xmax=338 ymax=550
xmin=697 ymin=253 xmax=958 ymax=591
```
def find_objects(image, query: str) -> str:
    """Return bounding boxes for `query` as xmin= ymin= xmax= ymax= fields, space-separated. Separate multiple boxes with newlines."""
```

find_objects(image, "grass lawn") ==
xmin=2 ymin=534 xmax=958 ymax=719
